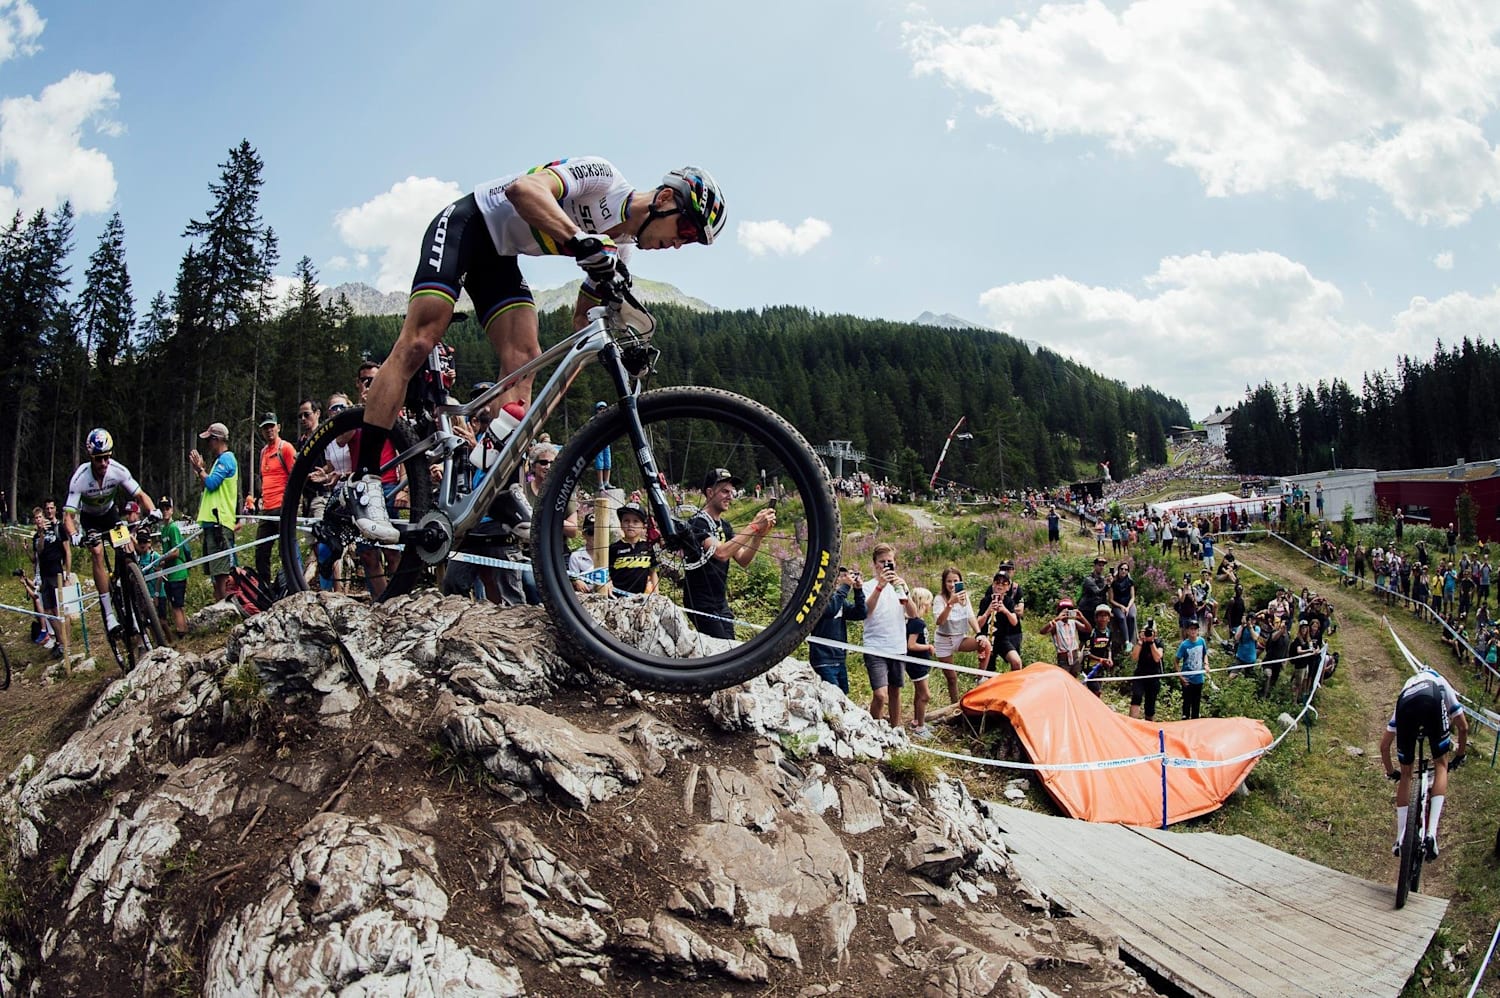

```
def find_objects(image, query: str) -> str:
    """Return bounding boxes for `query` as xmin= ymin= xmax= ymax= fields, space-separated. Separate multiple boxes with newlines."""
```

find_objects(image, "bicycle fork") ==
xmin=598 ymin=343 xmax=690 ymax=551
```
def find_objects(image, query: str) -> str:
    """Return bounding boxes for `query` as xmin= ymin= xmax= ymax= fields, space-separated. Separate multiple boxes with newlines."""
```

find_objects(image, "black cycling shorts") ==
xmin=1393 ymin=680 xmax=1453 ymax=765
xmin=409 ymin=193 xmax=533 ymax=330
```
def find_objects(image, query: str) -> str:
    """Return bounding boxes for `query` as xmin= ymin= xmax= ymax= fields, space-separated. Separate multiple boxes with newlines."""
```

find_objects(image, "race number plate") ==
xmin=109 ymin=523 xmax=132 ymax=549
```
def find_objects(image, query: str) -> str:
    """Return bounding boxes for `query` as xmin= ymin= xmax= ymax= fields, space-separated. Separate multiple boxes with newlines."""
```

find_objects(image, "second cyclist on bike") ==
xmin=63 ymin=428 xmax=160 ymax=635
xmin=348 ymin=157 xmax=727 ymax=543
xmin=1380 ymin=667 xmax=1469 ymax=861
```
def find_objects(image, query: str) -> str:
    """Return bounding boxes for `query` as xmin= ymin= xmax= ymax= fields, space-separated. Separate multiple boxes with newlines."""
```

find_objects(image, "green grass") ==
xmin=885 ymin=747 xmax=941 ymax=789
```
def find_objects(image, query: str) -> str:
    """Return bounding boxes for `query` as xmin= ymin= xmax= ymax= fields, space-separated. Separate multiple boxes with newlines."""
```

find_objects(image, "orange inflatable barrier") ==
xmin=959 ymin=663 xmax=1273 ymax=826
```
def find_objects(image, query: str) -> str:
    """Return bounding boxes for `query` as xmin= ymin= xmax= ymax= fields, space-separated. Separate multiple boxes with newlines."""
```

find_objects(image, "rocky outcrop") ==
xmin=0 ymin=593 xmax=1155 ymax=996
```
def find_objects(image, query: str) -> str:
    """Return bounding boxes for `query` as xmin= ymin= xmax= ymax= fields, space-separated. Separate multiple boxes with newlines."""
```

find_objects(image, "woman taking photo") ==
xmin=934 ymin=567 xmax=992 ymax=701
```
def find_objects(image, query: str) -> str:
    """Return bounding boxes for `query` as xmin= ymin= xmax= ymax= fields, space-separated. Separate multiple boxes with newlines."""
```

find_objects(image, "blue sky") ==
xmin=4 ymin=0 xmax=1499 ymax=418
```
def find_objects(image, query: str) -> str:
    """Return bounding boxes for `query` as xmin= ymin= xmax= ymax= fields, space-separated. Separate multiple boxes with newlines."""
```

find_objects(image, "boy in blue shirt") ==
xmin=1176 ymin=619 xmax=1208 ymax=719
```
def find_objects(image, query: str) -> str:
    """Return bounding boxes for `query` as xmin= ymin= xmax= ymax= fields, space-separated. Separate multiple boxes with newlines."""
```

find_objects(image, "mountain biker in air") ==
xmin=350 ymin=158 xmax=727 ymax=543
xmin=62 ymin=428 xmax=159 ymax=634
xmin=1380 ymin=666 xmax=1469 ymax=861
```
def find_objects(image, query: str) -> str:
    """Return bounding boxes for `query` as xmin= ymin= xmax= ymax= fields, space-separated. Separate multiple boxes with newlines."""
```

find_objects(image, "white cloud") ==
xmin=333 ymin=177 xmax=462 ymax=292
xmin=945 ymin=117 xmax=956 ymax=131
xmin=906 ymin=1 xmax=1500 ymax=223
xmin=737 ymin=217 xmax=832 ymax=256
xmin=326 ymin=255 xmax=350 ymax=271
xmin=0 ymin=70 xmax=120 ymax=219
xmin=0 ymin=1 xmax=43 ymax=63
xmin=973 ymin=250 xmax=1495 ymax=417
xmin=1433 ymin=251 xmax=1454 ymax=270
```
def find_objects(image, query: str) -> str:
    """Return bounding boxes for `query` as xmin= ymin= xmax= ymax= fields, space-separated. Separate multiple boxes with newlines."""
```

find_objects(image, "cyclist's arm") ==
xmin=1379 ymin=727 xmax=1398 ymax=773
xmin=504 ymin=170 xmax=585 ymax=250
xmin=62 ymin=508 xmax=79 ymax=543
xmin=135 ymin=488 xmax=156 ymax=519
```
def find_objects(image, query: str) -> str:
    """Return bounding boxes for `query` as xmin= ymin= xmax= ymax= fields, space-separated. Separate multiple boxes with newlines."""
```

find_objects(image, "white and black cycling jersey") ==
xmin=64 ymin=460 xmax=141 ymax=517
xmin=473 ymin=156 xmax=637 ymax=263
xmin=1386 ymin=669 xmax=1462 ymax=731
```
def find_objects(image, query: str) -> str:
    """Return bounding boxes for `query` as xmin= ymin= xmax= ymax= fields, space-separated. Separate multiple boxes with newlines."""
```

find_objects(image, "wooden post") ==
xmin=590 ymin=495 xmax=611 ymax=582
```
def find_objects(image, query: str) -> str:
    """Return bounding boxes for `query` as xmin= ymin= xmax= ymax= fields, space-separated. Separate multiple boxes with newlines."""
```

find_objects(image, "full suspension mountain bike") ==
xmin=279 ymin=280 xmax=840 ymax=692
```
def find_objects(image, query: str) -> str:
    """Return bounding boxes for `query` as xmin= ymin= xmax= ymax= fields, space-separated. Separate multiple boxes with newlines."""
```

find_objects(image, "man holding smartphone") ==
xmin=861 ymin=543 xmax=918 ymax=726
xmin=811 ymin=564 xmax=867 ymax=693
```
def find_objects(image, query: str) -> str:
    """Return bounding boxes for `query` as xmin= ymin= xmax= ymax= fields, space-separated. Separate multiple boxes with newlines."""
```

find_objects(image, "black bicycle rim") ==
xmin=1396 ymin=770 xmax=1423 ymax=908
xmin=535 ymin=387 xmax=840 ymax=693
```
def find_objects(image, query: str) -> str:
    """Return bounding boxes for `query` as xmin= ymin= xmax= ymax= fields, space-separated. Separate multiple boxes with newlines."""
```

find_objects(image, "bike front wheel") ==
xmin=535 ymin=387 xmax=840 ymax=692
xmin=126 ymin=563 xmax=168 ymax=652
xmin=1395 ymin=776 xmax=1424 ymax=909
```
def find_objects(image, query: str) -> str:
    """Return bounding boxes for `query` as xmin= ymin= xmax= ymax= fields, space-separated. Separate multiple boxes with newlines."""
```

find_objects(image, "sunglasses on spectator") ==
xmin=534 ymin=459 xmax=553 ymax=467
xmin=298 ymin=410 xmax=316 ymax=418
xmin=358 ymin=376 xmax=375 ymax=387
xmin=329 ymin=403 xmax=349 ymax=413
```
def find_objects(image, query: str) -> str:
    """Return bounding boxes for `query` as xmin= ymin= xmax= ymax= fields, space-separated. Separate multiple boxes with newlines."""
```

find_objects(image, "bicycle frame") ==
xmin=380 ymin=300 xmax=688 ymax=548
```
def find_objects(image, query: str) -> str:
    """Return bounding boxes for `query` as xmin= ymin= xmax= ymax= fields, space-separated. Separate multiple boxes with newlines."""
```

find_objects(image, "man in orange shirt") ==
xmin=255 ymin=412 xmax=297 ymax=585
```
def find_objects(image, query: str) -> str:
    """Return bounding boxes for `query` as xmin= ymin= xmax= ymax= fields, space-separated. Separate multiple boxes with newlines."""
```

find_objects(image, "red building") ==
xmin=1374 ymin=459 xmax=1500 ymax=541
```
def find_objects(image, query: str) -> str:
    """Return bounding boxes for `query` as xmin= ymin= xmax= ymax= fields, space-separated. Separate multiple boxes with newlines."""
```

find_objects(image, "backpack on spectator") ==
xmin=225 ymin=566 xmax=283 ymax=616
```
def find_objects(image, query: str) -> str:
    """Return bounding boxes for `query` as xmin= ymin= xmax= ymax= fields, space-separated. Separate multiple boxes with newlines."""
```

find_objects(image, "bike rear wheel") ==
xmin=535 ymin=387 xmax=840 ymax=692
xmin=279 ymin=407 xmax=434 ymax=599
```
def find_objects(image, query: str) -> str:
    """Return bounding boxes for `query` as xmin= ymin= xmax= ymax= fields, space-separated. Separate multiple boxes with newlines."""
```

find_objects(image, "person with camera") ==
xmin=861 ymin=543 xmax=919 ymax=727
xmin=1129 ymin=618 xmax=1166 ymax=721
xmin=934 ymin=567 xmax=991 ymax=701
xmin=810 ymin=564 xmax=867 ymax=694
xmin=1042 ymin=597 xmax=1090 ymax=676
xmin=977 ymin=569 xmax=1025 ymax=671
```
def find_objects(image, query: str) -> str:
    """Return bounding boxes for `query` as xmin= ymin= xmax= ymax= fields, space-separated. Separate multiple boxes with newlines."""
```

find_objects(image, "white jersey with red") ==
xmin=64 ymin=460 xmax=141 ymax=517
xmin=473 ymin=156 xmax=637 ymax=266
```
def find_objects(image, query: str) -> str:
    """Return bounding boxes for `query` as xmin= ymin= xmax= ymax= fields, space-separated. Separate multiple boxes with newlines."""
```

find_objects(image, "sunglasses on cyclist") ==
xmin=659 ymin=194 xmax=705 ymax=245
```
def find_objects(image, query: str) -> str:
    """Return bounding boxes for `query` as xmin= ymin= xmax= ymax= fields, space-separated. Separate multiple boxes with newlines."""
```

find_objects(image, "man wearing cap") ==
xmin=1080 ymin=556 xmax=1111 ymax=621
xmin=683 ymin=468 xmax=776 ymax=640
xmin=157 ymin=496 xmax=191 ymax=637
xmin=189 ymin=422 xmax=239 ymax=602
xmin=255 ymin=413 xmax=298 ymax=587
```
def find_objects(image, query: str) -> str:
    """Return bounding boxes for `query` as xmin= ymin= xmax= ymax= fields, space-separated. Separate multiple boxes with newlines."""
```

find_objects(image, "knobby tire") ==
xmin=535 ymin=387 xmax=840 ymax=693
xmin=126 ymin=562 xmax=168 ymax=652
xmin=279 ymin=406 xmax=432 ymax=599
xmin=0 ymin=642 xmax=10 ymax=690
xmin=1396 ymin=768 xmax=1424 ymax=909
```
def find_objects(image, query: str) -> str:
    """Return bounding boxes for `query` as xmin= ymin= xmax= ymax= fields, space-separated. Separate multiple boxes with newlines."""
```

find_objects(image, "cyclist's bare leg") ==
xmin=486 ymin=303 xmax=540 ymax=411
xmin=1394 ymin=762 xmax=1413 ymax=807
xmin=364 ymin=294 xmax=455 ymax=431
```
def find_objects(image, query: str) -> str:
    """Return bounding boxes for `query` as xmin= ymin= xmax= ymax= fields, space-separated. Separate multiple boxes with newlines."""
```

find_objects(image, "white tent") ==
xmin=1147 ymin=491 xmax=1273 ymax=521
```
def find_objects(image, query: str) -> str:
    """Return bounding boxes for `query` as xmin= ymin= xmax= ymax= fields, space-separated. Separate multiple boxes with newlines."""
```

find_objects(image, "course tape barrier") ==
xmin=902 ymin=646 xmax=1328 ymax=775
xmin=1466 ymin=918 xmax=1500 ymax=998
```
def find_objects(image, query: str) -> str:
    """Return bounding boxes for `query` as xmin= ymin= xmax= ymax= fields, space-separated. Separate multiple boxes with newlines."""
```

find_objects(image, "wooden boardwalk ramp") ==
xmin=992 ymin=804 xmax=1447 ymax=998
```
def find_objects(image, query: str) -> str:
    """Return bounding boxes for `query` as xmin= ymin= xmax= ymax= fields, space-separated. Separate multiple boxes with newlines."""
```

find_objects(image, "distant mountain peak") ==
xmin=913 ymin=310 xmax=991 ymax=331
xmin=318 ymin=279 xmax=716 ymax=317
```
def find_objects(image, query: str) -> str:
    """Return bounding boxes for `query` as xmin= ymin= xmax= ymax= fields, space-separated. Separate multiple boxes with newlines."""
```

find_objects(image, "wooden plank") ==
xmin=993 ymin=805 xmax=1446 ymax=998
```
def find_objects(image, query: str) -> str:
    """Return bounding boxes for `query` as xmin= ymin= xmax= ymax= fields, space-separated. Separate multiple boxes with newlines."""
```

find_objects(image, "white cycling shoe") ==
xmin=351 ymin=474 xmax=399 ymax=544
